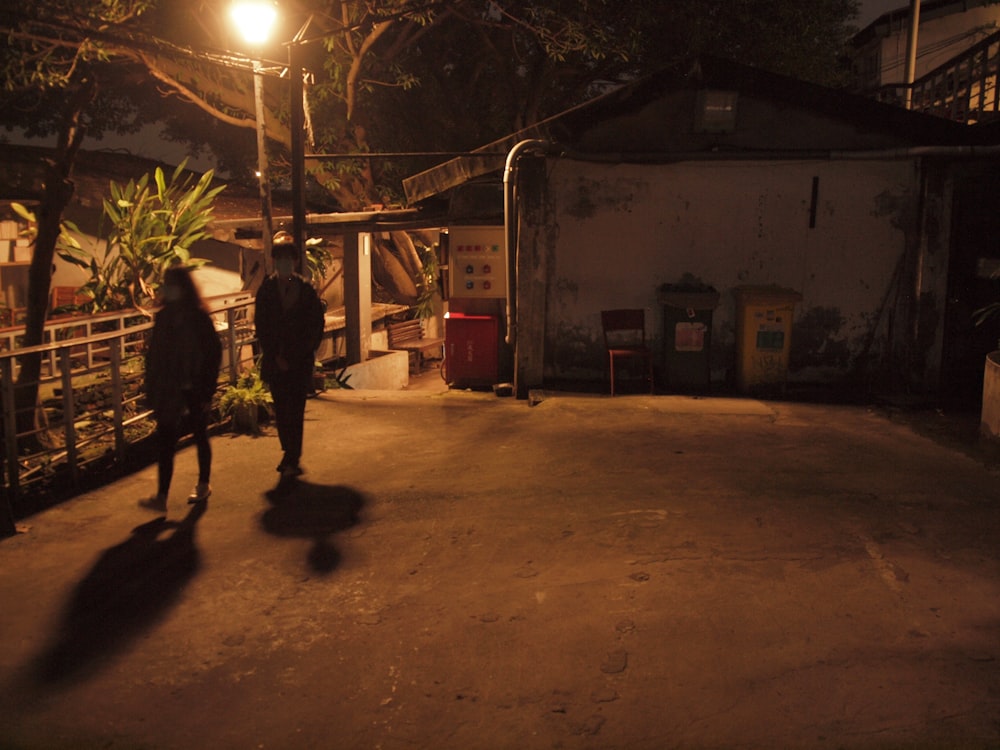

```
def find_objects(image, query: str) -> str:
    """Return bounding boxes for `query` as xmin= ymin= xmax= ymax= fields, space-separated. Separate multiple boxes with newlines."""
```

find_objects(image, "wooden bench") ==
xmin=387 ymin=319 xmax=444 ymax=374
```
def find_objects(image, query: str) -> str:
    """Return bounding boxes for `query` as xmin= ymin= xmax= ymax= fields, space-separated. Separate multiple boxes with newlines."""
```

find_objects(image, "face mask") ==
xmin=275 ymin=258 xmax=296 ymax=277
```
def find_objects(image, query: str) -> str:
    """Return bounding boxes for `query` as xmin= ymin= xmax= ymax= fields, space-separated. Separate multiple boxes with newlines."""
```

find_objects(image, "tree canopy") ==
xmin=2 ymin=0 xmax=861 ymax=208
xmin=0 ymin=0 xmax=862 ymax=317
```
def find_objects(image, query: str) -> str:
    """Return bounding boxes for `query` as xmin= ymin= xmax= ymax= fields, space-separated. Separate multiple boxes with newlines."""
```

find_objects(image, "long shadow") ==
xmin=262 ymin=479 xmax=365 ymax=574
xmin=29 ymin=501 xmax=206 ymax=688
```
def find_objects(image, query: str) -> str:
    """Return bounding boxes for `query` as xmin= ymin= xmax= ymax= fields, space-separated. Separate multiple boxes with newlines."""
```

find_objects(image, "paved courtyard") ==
xmin=1 ymin=386 xmax=998 ymax=749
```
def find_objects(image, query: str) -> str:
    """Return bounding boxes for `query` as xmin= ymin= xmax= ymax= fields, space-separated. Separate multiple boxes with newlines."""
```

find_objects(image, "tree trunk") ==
xmin=390 ymin=231 xmax=424 ymax=282
xmin=372 ymin=237 xmax=418 ymax=304
xmin=14 ymin=79 xmax=96 ymax=443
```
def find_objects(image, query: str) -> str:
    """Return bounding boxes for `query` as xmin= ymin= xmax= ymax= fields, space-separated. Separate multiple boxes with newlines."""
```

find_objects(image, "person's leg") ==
xmin=271 ymin=381 xmax=292 ymax=467
xmin=284 ymin=385 xmax=308 ymax=469
xmin=142 ymin=414 xmax=178 ymax=510
xmin=188 ymin=395 xmax=212 ymax=484
xmin=157 ymin=417 xmax=178 ymax=496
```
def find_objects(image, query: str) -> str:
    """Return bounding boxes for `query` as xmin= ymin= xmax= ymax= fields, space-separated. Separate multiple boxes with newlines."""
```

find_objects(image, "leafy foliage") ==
xmin=414 ymin=241 xmax=440 ymax=321
xmin=218 ymin=366 xmax=273 ymax=434
xmin=56 ymin=160 xmax=225 ymax=312
xmin=1 ymin=0 xmax=863 ymax=306
xmin=304 ymin=240 xmax=333 ymax=288
xmin=4 ymin=0 xmax=861 ymax=207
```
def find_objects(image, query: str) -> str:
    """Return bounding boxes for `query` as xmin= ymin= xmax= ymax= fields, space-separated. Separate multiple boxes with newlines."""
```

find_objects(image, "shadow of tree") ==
xmin=30 ymin=502 xmax=206 ymax=688
xmin=262 ymin=480 xmax=365 ymax=574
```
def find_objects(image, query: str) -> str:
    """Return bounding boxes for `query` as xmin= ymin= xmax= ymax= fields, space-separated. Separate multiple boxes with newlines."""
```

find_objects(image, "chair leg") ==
xmin=609 ymin=353 xmax=616 ymax=397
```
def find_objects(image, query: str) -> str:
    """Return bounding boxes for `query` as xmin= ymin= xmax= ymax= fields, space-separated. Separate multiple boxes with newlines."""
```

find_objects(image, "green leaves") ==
xmin=57 ymin=158 xmax=225 ymax=313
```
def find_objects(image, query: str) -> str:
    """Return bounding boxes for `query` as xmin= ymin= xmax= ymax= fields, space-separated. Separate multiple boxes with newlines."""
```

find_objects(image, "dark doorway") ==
xmin=941 ymin=168 xmax=1000 ymax=408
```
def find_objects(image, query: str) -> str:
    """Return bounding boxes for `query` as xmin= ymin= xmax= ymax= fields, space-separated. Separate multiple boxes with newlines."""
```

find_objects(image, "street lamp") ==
xmin=287 ymin=36 xmax=307 ymax=275
xmin=230 ymin=0 xmax=278 ymax=261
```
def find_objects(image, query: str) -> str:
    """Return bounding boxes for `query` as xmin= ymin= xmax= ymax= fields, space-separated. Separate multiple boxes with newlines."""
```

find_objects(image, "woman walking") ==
xmin=141 ymin=266 xmax=222 ymax=512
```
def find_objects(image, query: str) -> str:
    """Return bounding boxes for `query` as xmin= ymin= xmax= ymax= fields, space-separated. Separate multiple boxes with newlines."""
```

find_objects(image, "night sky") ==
xmin=858 ymin=0 xmax=910 ymax=28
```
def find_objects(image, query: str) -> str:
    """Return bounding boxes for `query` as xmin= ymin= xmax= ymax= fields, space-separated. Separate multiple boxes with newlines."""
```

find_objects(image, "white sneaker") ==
xmin=187 ymin=482 xmax=211 ymax=504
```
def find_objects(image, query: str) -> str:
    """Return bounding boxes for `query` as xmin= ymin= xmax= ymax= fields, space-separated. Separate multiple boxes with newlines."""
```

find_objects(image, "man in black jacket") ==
xmin=254 ymin=233 xmax=325 ymax=479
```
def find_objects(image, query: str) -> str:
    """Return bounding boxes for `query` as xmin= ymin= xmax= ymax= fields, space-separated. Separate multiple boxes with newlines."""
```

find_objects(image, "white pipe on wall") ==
xmin=503 ymin=139 xmax=550 ymax=347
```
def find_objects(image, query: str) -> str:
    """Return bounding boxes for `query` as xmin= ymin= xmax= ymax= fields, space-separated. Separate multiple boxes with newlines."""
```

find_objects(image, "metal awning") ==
xmin=207 ymin=207 xmax=445 ymax=246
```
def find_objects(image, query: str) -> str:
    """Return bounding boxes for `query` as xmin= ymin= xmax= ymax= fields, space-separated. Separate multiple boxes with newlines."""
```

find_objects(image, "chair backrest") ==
xmin=601 ymin=309 xmax=646 ymax=348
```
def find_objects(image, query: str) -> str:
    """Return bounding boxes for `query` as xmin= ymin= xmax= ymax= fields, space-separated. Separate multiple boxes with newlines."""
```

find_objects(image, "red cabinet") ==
xmin=444 ymin=313 xmax=498 ymax=388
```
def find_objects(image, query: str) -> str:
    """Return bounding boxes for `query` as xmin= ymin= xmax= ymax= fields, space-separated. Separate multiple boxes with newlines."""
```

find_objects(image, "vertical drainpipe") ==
xmin=904 ymin=0 xmax=921 ymax=110
xmin=503 ymin=139 xmax=549 ymax=348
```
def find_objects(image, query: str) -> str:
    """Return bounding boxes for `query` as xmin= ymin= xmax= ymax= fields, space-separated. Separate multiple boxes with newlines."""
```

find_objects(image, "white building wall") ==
xmin=543 ymin=157 xmax=920 ymax=384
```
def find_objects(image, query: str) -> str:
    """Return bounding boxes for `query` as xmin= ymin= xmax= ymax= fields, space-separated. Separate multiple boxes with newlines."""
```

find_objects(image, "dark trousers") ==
xmin=157 ymin=391 xmax=211 ymax=496
xmin=271 ymin=379 xmax=308 ymax=467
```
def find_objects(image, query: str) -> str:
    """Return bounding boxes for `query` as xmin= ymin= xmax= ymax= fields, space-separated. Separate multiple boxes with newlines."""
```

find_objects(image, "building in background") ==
xmin=404 ymin=56 xmax=1000 ymax=403
xmin=851 ymin=0 xmax=1000 ymax=123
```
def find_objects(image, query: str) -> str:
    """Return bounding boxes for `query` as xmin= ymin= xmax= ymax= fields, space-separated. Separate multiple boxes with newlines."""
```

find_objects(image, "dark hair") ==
xmin=162 ymin=265 xmax=205 ymax=309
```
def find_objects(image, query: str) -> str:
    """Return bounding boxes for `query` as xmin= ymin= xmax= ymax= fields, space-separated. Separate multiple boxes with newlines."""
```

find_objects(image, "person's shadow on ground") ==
xmin=262 ymin=479 xmax=365 ymax=574
xmin=28 ymin=501 xmax=207 ymax=689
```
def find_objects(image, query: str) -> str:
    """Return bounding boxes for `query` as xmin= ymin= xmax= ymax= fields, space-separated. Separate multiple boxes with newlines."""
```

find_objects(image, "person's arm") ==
xmin=254 ymin=280 xmax=278 ymax=354
xmin=144 ymin=315 xmax=165 ymax=409
xmin=307 ymin=285 xmax=326 ymax=352
xmin=200 ymin=311 xmax=223 ymax=402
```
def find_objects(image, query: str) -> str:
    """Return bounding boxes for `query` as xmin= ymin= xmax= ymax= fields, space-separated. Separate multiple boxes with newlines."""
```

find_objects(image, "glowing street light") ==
xmin=230 ymin=1 xmax=278 ymax=46
xmin=230 ymin=0 xmax=278 ymax=260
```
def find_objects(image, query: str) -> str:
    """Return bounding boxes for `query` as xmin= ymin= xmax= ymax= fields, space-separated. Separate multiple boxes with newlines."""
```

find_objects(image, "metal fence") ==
xmin=1 ymin=294 xmax=257 ymax=519
xmin=875 ymin=30 xmax=1000 ymax=124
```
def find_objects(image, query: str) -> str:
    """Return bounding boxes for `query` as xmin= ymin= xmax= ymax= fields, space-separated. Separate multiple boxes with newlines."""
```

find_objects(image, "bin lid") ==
xmin=657 ymin=285 xmax=720 ymax=310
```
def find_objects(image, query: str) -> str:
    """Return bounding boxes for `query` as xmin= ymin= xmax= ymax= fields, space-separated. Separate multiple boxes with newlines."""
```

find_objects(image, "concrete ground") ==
xmin=1 ymin=368 xmax=999 ymax=749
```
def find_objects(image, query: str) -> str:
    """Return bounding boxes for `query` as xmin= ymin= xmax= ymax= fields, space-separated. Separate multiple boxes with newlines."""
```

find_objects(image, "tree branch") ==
xmin=345 ymin=19 xmax=393 ymax=121
xmin=139 ymin=51 xmax=292 ymax=147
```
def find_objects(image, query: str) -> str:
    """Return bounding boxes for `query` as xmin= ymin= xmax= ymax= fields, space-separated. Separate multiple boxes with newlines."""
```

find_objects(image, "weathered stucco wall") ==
xmin=537 ymin=157 xmax=924 ymax=389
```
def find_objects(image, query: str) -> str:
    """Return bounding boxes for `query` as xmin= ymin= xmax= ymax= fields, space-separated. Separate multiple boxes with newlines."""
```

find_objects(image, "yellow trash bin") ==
xmin=734 ymin=285 xmax=802 ymax=394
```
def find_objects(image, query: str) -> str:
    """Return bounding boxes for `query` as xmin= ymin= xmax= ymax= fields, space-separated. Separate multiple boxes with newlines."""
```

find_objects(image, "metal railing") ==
xmin=1 ymin=294 xmax=257 ymax=517
xmin=875 ymin=30 xmax=1000 ymax=124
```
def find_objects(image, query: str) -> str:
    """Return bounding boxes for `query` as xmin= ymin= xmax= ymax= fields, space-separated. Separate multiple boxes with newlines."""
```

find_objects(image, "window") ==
xmin=694 ymin=89 xmax=738 ymax=133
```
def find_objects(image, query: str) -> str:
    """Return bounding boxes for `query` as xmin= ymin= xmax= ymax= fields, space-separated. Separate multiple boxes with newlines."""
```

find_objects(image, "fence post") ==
xmin=226 ymin=307 xmax=239 ymax=383
xmin=1 ymin=357 xmax=18 ymax=536
xmin=110 ymin=343 xmax=126 ymax=465
xmin=59 ymin=348 xmax=79 ymax=488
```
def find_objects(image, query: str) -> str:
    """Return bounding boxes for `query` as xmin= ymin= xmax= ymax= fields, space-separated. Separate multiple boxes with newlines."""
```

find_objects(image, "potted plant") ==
xmin=312 ymin=361 xmax=327 ymax=394
xmin=218 ymin=368 xmax=273 ymax=435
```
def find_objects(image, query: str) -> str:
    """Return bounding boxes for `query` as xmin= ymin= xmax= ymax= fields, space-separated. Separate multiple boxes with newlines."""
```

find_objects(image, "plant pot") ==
xmin=230 ymin=402 xmax=267 ymax=434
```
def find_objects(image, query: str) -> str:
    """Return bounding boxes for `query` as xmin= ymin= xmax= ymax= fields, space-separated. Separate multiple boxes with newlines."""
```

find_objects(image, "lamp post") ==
xmin=230 ymin=0 xmax=278 ymax=261
xmin=288 ymin=39 xmax=307 ymax=276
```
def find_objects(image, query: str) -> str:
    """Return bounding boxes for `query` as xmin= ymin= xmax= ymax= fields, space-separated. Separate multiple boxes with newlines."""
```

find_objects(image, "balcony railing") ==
xmin=874 ymin=30 xmax=1000 ymax=124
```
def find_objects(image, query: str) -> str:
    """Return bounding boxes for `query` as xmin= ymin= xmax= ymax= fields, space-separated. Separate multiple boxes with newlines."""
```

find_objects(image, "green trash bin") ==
xmin=658 ymin=285 xmax=720 ymax=391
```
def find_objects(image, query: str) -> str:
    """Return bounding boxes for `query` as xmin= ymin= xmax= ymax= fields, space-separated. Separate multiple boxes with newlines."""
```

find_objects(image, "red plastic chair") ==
xmin=601 ymin=309 xmax=654 ymax=396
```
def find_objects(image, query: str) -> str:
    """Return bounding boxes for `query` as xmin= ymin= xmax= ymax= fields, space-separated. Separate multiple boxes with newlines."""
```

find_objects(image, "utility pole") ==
xmin=904 ymin=0 xmax=921 ymax=109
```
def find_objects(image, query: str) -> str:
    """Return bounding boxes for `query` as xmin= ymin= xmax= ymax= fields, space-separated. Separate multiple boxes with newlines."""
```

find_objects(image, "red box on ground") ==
xmin=444 ymin=313 xmax=498 ymax=388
